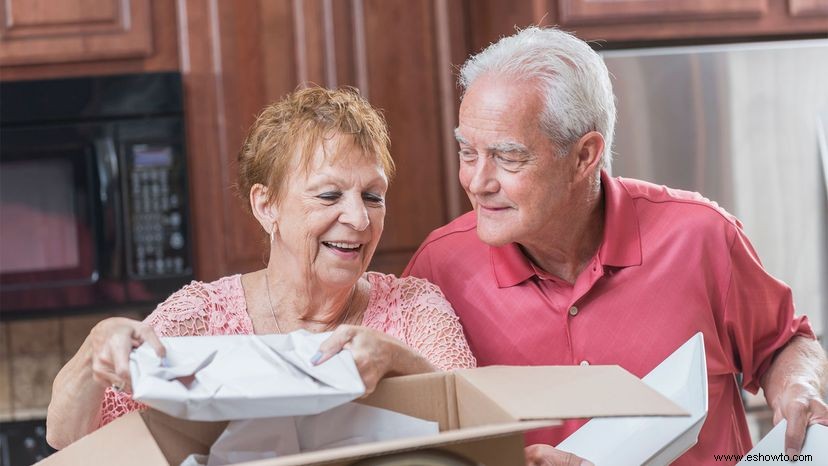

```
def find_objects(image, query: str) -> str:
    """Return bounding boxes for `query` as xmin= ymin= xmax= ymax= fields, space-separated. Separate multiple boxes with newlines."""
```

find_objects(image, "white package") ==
xmin=130 ymin=330 xmax=365 ymax=421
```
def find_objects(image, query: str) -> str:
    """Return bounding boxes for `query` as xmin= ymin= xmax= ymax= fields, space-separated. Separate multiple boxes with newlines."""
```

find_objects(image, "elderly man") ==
xmin=404 ymin=27 xmax=827 ymax=465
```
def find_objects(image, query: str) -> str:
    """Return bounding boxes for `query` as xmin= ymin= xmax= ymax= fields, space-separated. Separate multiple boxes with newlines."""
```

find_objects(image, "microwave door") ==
xmin=0 ymin=123 xmax=126 ymax=311
xmin=94 ymin=135 xmax=125 ymax=282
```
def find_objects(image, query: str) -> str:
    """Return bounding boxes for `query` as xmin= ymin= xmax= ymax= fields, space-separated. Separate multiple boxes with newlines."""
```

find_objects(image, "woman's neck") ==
xmin=260 ymin=268 xmax=364 ymax=332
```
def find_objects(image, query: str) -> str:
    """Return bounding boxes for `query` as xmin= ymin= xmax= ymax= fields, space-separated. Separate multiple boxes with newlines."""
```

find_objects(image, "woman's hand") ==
xmin=88 ymin=317 xmax=166 ymax=393
xmin=313 ymin=325 xmax=435 ymax=395
xmin=47 ymin=316 xmax=165 ymax=449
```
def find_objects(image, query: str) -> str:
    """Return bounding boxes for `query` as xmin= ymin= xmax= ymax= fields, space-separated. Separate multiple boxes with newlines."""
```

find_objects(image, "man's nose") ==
xmin=467 ymin=157 xmax=499 ymax=194
xmin=339 ymin=195 xmax=370 ymax=231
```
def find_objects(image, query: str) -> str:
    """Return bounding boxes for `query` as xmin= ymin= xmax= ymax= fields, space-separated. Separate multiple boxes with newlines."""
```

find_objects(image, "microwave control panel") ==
xmin=127 ymin=144 xmax=191 ymax=278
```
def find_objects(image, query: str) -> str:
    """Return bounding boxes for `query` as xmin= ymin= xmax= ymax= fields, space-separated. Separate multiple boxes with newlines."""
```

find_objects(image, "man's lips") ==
xmin=478 ymin=204 xmax=510 ymax=211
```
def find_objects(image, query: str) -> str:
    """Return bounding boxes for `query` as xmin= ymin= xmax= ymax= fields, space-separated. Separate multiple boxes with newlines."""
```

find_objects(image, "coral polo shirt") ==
xmin=403 ymin=170 xmax=813 ymax=465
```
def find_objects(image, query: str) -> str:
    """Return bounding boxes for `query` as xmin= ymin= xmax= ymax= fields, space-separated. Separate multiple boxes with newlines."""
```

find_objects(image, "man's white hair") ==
xmin=459 ymin=27 xmax=616 ymax=170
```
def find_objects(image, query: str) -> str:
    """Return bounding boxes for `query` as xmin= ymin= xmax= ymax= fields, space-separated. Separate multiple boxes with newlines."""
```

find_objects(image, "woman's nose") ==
xmin=339 ymin=196 xmax=370 ymax=231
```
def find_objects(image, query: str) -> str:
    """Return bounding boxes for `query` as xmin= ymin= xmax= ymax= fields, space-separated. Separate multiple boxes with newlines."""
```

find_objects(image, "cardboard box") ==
xmin=39 ymin=365 xmax=686 ymax=466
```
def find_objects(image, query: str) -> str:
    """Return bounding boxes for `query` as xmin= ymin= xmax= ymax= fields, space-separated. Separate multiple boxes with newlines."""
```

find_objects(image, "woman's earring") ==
xmin=269 ymin=224 xmax=277 ymax=243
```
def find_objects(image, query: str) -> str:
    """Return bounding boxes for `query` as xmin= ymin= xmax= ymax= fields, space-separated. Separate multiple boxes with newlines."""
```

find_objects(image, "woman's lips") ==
xmin=322 ymin=241 xmax=362 ymax=259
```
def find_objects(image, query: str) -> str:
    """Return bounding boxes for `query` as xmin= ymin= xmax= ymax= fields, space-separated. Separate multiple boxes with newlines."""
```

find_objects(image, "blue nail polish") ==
xmin=310 ymin=352 xmax=322 ymax=365
xmin=161 ymin=357 xmax=169 ymax=367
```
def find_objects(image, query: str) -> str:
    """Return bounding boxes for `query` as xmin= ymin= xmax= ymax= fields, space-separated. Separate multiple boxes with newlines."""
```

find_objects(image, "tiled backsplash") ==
xmin=0 ymin=311 xmax=144 ymax=421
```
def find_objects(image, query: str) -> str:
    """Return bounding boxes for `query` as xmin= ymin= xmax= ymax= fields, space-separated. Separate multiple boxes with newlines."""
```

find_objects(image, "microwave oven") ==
xmin=0 ymin=73 xmax=194 ymax=315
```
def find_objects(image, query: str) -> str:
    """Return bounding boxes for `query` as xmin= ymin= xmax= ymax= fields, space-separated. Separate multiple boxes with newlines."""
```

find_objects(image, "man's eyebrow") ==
xmin=454 ymin=128 xmax=469 ymax=146
xmin=489 ymin=141 xmax=530 ymax=155
xmin=455 ymin=129 xmax=529 ymax=155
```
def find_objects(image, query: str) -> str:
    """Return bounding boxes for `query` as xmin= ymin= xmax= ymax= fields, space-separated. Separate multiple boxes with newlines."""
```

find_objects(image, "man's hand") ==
xmin=525 ymin=444 xmax=594 ymax=466
xmin=769 ymin=377 xmax=828 ymax=456
xmin=761 ymin=336 xmax=828 ymax=457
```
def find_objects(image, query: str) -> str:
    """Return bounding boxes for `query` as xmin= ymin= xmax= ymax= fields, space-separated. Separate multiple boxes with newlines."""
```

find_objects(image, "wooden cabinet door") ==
xmin=0 ymin=0 xmax=152 ymax=66
xmin=179 ymin=0 xmax=470 ymax=279
xmin=558 ymin=0 xmax=768 ymax=25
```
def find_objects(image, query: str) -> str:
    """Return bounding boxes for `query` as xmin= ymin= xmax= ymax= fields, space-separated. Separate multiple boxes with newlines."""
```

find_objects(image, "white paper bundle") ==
xmin=130 ymin=330 xmax=365 ymax=421
xmin=557 ymin=332 xmax=708 ymax=466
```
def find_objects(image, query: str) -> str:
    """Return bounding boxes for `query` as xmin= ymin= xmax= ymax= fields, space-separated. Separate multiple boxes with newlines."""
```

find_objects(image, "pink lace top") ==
xmin=99 ymin=272 xmax=475 ymax=426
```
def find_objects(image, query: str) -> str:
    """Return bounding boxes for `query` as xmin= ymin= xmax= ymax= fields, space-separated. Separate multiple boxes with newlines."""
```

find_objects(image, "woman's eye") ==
xmin=317 ymin=192 xmax=341 ymax=201
xmin=363 ymin=193 xmax=385 ymax=205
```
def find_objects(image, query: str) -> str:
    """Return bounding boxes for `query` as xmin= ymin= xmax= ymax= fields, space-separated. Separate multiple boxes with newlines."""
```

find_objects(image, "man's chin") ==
xmin=475 ymin=225 xmax=513 ymax=247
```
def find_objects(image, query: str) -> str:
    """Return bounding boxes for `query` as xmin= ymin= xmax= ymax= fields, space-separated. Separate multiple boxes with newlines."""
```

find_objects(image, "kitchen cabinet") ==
xmin=0 ymin=0 xmax=177 ymax=80
xmin=178 ymin=0 xmax=470 ymax=279
xmin=471 ymin=0 xmax=828 ymax=48
xmin=3 ymin=0 xmax=825 ymax=282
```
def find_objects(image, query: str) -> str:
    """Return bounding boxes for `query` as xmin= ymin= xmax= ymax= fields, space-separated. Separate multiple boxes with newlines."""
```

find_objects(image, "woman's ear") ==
xmin=250 ymin=183 xmax=278 ymax=238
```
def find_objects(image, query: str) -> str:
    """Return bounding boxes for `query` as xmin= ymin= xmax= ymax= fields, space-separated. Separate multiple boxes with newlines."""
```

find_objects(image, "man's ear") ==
xmin=571 ymin=131 xmax=605 ymax=181
xmin=250 ymin=183 xmax=278 ymax=233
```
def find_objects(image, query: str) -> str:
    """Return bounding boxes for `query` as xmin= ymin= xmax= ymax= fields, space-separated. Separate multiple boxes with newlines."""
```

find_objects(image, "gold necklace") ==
xmin=264 ymin=271 xmax=357 ymax=333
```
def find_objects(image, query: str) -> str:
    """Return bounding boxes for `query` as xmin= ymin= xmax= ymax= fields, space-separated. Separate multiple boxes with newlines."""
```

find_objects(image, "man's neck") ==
xmin=521 ymin=186 xmax=605 ymax=284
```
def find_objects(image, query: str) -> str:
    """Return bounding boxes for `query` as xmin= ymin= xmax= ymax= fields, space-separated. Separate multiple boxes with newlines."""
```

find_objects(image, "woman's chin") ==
xmin=316 ymin=268 xmax=365 ymax=289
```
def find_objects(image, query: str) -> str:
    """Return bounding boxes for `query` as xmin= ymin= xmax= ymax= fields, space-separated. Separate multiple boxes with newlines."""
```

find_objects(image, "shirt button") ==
xmin=568 ymin=306 xmax=579 ymax=316
xmin=579 ymin=360 xmax=590 ymax=366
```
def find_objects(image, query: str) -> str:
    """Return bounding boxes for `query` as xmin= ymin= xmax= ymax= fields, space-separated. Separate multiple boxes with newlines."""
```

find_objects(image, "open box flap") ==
xmin=240 ymin=420 xmax=557 ymax=466
xmin=140 ymin=409 xmax=230 ymax=466
xmin=359 ymin=371 xmax=459 ymax=430
xmin=37 ymin=411 xmax=169 ymax=466
xmin=455 ymin=365 xmax=689 ymax=421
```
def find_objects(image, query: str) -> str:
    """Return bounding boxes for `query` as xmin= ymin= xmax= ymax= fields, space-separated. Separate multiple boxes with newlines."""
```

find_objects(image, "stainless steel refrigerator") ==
xmin=602 ymin=39 xmax=828 ymax=345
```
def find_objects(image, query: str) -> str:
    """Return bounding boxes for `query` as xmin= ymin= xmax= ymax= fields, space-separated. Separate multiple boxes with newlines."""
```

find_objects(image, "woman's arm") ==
xmin=46 ymin=318 xmax=165 ymax=449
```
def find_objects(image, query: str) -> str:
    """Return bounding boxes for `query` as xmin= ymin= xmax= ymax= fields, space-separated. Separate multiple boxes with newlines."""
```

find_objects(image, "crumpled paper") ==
xmin=191 ymin=402 xmax=440 ymax=466
xmin=130 ymin=330 xmax=365 ymax=421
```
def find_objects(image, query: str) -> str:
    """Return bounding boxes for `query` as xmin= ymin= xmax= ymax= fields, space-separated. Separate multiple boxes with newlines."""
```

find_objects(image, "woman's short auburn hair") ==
xmin=237 ymin=86 xmax=394 ymax=210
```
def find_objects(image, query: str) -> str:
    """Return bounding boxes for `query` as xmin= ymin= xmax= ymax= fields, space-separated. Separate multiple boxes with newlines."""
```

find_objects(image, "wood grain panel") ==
xmin=211 ymin=1 xmax=269 ymax=274
xmin=360 ymin=0 xmax=448 ymax=272
xmin=0 ymin=0 xmax=152 ymax=65
xmin=0 ymin=0 xmax=177 ymax=81
xmin=559 ymin=0 xmax=768 ymax=26
xmin=467 ymin=0 xmax=827 ymax=47
xmin=6 ymin=0 xmax=117 ymax=27
xmin=788 ymin=0 xmax=828 ymax=16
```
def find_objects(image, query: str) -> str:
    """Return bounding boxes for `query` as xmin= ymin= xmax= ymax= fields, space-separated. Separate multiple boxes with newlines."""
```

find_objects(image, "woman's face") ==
xmin=272 ymin=135 xmax=388 ymax=289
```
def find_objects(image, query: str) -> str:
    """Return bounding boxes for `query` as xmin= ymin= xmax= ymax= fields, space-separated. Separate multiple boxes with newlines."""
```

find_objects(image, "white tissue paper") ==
xmin=195 ymin=402 xmax=439 ymax=466
xmin=129 ymin=330 xmax=366 ymax=421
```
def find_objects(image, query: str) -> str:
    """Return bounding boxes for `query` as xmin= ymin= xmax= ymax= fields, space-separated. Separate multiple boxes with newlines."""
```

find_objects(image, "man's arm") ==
xmin=760 ymin=335 xmax=828 ymax=456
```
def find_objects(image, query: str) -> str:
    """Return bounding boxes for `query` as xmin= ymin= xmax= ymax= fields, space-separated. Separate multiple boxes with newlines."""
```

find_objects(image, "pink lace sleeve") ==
xmin=98 ymin=277 xmax=250 ymax=427
xmin=395 ymin=277 xmax=477 ymax=371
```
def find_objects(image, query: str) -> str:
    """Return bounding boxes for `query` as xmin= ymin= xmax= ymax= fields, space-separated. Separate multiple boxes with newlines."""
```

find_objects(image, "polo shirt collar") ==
xmin=490 ymin=169 xmax=642 ymax=287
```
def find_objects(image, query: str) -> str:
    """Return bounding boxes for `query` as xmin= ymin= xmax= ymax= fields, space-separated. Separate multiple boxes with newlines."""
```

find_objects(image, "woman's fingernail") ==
xmin=581 ymin=461 xmax=595 ymax=466
xmin=786 ymin=448 xmax=797 ymax=457
xmin=310 ymin=352 xmax=322 ymax=365
xmin=161 ymin=357 xmax=169 ymax=367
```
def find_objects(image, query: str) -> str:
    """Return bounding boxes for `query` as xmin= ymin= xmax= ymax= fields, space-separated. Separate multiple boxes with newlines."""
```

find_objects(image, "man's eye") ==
xmin=459 ymin=151 xmax=477 ymax=163
xmin=496 ymin=155 xmax=523 ymax=171
xmin=317 ymin=192 xmax=341 ymax=201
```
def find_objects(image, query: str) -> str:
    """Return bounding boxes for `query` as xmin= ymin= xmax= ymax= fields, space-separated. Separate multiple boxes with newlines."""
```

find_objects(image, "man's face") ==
xmin=457 ymin=75 xmax=578 ymax=248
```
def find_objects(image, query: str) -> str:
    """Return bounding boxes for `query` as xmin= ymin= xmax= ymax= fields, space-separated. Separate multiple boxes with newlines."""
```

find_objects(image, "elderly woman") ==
xmin=46 ymin=87 xmax=475 ymax=449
